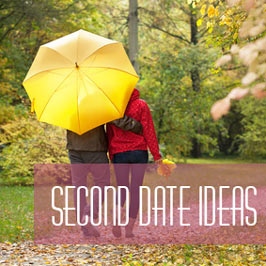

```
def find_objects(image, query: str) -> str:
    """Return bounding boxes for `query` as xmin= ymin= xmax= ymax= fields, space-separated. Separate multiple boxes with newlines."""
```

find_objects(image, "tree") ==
xmin=128 ymin=0 xmax=139 ymax=73
xmin=211 ymin=0 xmax=266 ymax=120
xmin=0 ymin=0 xmax=99 ymax=108
xmin=137 ymin=0 xmax=230 ymax=158
xmin=210 ymin=0 xmax=266 ymax=158
xmin=0 ymin=0 xmax=103 ymax=183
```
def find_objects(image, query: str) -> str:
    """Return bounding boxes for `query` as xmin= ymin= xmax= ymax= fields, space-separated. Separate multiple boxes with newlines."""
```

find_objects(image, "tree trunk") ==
xmin=190 ymin=9 xmax=201 ymax=158
xmin=128 ymin=0 xmax=139 ymax=74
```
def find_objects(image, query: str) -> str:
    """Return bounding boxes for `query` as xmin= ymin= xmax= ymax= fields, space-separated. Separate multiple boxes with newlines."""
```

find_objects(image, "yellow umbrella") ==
xmin=22 ymin=29 xmax=139 ymax=134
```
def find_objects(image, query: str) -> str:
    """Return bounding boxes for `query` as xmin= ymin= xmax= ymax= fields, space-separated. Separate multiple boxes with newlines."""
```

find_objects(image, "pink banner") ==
xmin=34 ymin=164 xmax=266 ymax=244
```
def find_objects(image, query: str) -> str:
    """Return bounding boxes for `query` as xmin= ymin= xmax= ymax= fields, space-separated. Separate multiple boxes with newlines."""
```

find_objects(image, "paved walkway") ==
xmin=1 ymin=241 xmax=266 ymax=265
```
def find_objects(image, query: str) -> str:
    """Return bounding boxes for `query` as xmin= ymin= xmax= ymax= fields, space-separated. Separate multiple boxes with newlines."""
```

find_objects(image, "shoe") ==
xmin=112 ymin=206 xmax=124 ymax=238
xmin=112 ymin=226 xmax=122 ymax=238
xmin=81 ymin=225 xmax=100 ymax=237
xmin=81 ymin=213 xmax=100 ymax=238
xmin=125 ymin=218 xmax=136 ymax=238
xmin=125 ymin=230 xmax=134 ymax=238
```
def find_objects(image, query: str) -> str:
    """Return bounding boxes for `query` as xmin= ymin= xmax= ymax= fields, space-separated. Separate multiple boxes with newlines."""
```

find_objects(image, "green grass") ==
xmin=185 ymin=155 xmax=266 ymax=164
xmin=0 ymin=186 xmax=33 ymax=242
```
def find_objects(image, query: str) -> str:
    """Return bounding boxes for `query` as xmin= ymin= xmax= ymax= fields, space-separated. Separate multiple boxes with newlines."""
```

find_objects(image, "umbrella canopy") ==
xmin=23 ymin=29 xmax=139 ymax=134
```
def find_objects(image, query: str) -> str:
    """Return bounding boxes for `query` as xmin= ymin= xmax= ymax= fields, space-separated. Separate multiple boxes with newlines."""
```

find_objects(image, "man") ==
xmin=67 ymin=115 xmax=143 ymax=237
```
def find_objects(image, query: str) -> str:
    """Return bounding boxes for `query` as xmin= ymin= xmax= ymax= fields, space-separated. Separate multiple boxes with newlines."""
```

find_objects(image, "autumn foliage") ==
xmin=211 ymin=0 xmax=266 ymax=120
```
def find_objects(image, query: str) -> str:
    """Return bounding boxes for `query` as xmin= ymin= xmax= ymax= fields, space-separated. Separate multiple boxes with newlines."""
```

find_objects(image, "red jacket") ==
xmin=107 ymin=89 xmax=161 ymax=161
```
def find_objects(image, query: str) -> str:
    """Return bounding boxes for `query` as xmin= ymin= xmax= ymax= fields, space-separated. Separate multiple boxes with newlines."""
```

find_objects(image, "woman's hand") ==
xmin=156 ymin=158 xmax=172 ymax=177
xmin=156 ymin=158 xmax=176 ymax=177
xmin=155 ymin=158 xmax=163 ymax=164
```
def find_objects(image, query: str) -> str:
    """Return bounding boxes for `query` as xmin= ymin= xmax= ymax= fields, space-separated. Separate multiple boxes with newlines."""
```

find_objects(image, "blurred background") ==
xmin=0 ymin=0 xmax=265 ymax=186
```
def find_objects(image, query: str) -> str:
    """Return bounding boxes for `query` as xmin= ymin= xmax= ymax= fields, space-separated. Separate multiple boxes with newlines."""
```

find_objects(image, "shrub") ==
xmin=0 ymin=117 xmax=69 ymax=185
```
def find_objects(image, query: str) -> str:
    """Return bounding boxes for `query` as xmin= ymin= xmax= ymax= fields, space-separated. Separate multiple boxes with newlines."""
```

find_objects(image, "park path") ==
xmin=0 ymin=241 xmax=149 ymax=266
xmin=1 ymin=241 xmax=266 ymax=265
xmin=1 ymin=188 xmax=266 ymax=265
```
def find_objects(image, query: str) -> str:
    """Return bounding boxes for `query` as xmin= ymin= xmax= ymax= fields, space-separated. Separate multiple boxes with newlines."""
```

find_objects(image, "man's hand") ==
xmin=109 ymin=115 xmax=143 ymax=135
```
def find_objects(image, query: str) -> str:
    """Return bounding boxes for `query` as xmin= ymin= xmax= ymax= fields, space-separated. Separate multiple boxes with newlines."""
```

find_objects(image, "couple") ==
xmin=67 ymin=88 xmax=162 ymax=238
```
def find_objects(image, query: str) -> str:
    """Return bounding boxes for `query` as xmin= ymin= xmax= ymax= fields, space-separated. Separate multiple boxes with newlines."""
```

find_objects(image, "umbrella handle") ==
xmin=31 ymin=98 xmax=35 ymax=113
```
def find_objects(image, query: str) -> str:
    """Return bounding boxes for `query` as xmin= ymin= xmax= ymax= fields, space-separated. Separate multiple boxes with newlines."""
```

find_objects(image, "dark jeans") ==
xmin=113 ymin=150 xmax=148 ymax=219
xmin=68 ymin=150 xmax=110 ymax=222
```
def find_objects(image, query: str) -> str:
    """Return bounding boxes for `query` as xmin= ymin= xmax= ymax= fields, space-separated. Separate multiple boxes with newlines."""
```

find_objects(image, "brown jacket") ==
xmin=66 ymin=115 xmax=142 ymax=151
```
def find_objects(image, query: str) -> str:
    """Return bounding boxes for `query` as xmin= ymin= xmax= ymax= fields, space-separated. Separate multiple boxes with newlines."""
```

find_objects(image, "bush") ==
xmin=0 ymin=117 xmax=69 ymax=185
xmin=0 ymin=104 xmax=16 ymax=125
xmin=238 ymin=97 xmax=266 ymax=159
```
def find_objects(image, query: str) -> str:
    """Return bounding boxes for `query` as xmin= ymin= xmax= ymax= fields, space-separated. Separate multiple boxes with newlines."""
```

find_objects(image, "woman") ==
xmin=107 ymin=88 xmax=162 ymax=238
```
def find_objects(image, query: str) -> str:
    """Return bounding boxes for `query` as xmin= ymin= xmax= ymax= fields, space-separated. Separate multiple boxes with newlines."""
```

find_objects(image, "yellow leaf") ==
xmin=208 ymin=5 xmax=215 ymax=17
xmin=200 ymin=5 xmax=206 ymax=15
xmin=260 ymin=255 xmax=266 ymax=260
xmin=224 ymin=18 xmax=232 ymax=26
xmin=247 ymin=256 xmax=255 ymax=261
xmin=162 ymin=159 xmax=175 ymax=164
xmin=233 ymin=32 xmax=238 ymax=39
xmin=215 ymin=7 xmax=219 ymax=16
xmin=197 ymin=19 xmax=203 ymax=26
